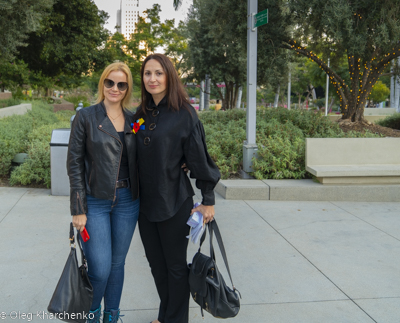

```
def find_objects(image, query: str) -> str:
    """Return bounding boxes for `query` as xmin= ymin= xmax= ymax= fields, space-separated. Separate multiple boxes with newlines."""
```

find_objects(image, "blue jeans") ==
xmin=80 ymin=188 xmax=139 ymax=312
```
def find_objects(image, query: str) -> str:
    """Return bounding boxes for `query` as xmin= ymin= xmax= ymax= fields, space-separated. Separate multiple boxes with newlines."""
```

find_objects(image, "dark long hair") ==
xmin=138 ymin=54 xmax=190 ymax=115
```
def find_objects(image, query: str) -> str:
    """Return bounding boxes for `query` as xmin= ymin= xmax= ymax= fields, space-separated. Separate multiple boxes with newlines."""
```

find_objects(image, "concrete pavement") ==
xmin=0 ymin=186 xmax=400 ymax=322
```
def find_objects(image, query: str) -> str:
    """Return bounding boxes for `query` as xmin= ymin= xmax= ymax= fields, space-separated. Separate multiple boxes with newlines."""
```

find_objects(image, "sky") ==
xmin=92 ymin=0 xmax=193 ymax=33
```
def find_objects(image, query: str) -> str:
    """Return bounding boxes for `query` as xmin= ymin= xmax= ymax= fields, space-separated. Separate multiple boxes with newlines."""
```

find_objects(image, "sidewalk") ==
xmin=0 ymin=186 xmax=399 ymax=322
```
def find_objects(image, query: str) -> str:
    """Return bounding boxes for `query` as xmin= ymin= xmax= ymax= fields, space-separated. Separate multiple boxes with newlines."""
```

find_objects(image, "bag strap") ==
xmin=208 ymin=220 xmax=239 ymax=294
xmin=69 ymin=222 xmax=89 ymax=268
xmin=199 ymin=224 xmax=207 ymax=249
xmin=69 ymin=222 xmax=75 ymax=245
xmin=198 ymin=222 xmax=216 ymax=260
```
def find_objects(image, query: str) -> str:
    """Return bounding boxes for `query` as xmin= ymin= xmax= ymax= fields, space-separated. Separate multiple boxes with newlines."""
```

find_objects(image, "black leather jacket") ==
xmin=67 ymin=101 xmax=139 ymax=216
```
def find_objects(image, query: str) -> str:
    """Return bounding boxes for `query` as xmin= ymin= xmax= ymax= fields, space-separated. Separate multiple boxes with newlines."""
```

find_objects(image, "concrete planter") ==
xmin=328 ymin=108 xmax=397 ymax=123
xmin=52 ymin=101 xmax=74 ymax=112
xmin=0 ymin=103 xmax=32 ymax=118
xmin=328 ymin=115 xmax=392 ymax=123
xmin=215 ymin=179 xmax=400 ymax=201
xmin=364 ymin=108 xmax=396 ymax=116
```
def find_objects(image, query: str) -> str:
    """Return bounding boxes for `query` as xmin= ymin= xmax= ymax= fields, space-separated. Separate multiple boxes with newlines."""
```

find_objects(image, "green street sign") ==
xmin=254 ymin=9 xmax=268 ymax=28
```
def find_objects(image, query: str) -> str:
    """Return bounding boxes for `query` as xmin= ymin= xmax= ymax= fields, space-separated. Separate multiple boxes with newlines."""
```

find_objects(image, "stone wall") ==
xmin=0 ymin=93 xmax=12 ymax=100
xmin=52 ymin=101 xmax=74 ymax=112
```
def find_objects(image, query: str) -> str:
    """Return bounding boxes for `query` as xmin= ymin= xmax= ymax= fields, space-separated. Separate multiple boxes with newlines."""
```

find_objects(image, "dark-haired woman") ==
xmin=134 ymin=54 xmax=220 ymax=323
xmin=67 ymin=62 xmax=139 ymax=323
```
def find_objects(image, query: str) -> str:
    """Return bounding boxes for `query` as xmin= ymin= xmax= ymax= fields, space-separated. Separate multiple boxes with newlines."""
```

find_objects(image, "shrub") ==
xmin=9 ymin=139 xmax=51 ymax=187
xmin=46 ymin=97 xmax=62 ymax=104
xmin=9 ymin=120 xmax=70 ymax=188
xmin=0 ymin=100 xmax=65 ymax=182
xmin=1 ymin=103 xmax=382 ymax=186
xmin=253 ymin=135 xmax=307 ymax=180
xmin=64 ymin=94 xmax=93 ymax=108
xmin=376 ymin=113 xmax=400 ymax=130
xmin=0 ymin=112 xmax=34 ymax=177
xmin=0 ymin=98 xmax=21 ymax=109
xmin=199 ymin=107 xmax=379 ymax=179
xmin=55 ymin=110 xmax=75 ymax=123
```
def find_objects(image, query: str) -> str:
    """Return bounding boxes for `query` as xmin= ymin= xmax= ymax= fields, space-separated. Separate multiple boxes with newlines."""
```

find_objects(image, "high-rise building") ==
xmin=117 ymin=0 xmax=145 ymax=39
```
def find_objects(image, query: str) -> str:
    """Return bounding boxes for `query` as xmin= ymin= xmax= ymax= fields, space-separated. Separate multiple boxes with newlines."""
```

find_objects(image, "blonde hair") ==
xmin=96 ymin=62 xmax=133 ymax=109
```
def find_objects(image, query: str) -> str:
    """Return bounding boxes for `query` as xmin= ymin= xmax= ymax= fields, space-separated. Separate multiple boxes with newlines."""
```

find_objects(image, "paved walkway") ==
xmin=0 ymin=187 xmax=399 ymax=322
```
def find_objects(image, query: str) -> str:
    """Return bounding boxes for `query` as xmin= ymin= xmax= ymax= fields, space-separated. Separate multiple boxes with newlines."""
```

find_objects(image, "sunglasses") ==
xmin=104 ymin=78 xmax=129 ymax=91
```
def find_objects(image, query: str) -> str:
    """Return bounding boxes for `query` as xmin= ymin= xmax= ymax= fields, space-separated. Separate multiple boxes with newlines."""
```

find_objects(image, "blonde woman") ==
xmin=67 ymin=62 xmax=139 ymax=323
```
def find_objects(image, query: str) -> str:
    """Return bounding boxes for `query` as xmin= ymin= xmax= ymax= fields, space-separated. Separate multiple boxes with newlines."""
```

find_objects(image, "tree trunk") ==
xmin=221 ymin=81 xmax=237 ymax=110
xmin=233 ymin=85 xmax=239 ymax=109
xmin=283 ymin=39 xmax=400 ymax=123
xmin=274 ymin=85 xmax=280 ymax=108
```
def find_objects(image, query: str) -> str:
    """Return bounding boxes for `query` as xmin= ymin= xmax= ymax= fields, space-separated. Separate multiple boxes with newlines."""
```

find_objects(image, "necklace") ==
xmin=107 ymin=111 xmax=123 ymax=123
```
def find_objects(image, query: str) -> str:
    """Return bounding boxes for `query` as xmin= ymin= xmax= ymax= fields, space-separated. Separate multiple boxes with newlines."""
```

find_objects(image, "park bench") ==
xmin=305 ymin=138 xmax=400 ymax=184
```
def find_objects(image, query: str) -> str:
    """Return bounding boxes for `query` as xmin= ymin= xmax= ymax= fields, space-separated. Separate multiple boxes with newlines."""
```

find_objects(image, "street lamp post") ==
xmin=325 ymin=58 xmax=330 ymax=116
xmin=243 ymin=0 xmax=258 ymax=173
xmin=287 ymin=66 xmax=291 ymax=110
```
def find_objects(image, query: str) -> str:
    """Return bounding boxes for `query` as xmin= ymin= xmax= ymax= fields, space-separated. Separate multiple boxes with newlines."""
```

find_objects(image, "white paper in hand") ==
xmin=186 ymin=202 xmax=205 ymax=244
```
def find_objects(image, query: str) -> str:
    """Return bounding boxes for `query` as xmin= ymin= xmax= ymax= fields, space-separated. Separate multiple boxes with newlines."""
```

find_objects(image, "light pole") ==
xmin=204 ymin=75 xmax=210 ymax=111
xmin=287 ymin=66 xmax=291 ymax=110
xmin=243 ymin=0 xmax=258 ymax=173
xmin=199 ymin=80 xmax=205 ymax=111
xmin=325 ymin=58 xmax=330 ymax=116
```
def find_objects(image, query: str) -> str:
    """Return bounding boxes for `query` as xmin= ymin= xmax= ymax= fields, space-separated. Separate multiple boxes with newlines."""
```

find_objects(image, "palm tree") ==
xmin=173 ymin=0 xmax=182 ymax=10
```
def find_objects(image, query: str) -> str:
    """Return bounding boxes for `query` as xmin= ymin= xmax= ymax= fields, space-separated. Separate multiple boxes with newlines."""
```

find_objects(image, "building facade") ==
xmin=117 ymin=0 xmax=146 ymax=39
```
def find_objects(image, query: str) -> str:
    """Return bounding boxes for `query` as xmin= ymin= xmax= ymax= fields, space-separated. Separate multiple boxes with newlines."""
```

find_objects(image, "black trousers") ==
xmin=138 ymin=197 xmax=193 ymax=323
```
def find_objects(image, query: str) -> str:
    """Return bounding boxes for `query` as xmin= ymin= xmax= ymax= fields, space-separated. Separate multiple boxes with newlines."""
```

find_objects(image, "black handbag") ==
xmin=188 ymin=219 xmax=241 ymax=318
xmin=48 ymin=223 xmax=93 ymax=323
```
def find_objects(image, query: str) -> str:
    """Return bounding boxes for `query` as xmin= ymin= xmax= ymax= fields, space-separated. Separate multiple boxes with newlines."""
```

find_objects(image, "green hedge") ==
xmin=0 ymin=104 xmax=381 ymax=187
xmin=199 ymin=108 xmax=379 ymax=179
xmin=0 ymin=98 xmax=21 ymax=109
xmin=376 ymin=113 xmax=400 ymax=130
xmin=0 ymin=101 xmax=74 ymax=187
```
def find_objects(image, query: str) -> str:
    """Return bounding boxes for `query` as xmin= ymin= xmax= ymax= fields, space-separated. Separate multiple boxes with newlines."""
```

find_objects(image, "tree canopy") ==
xmin=284 ymin=0 xmax=400 ymax=121
xmin=186 ymin=0 xmax=289 ymax=109
xmin=0 ymin=0 xmax=54 ymax=60
xmin=124 ymin=4 xmax=188 ymax=77
xmin=16 ymin=0 xmax=111 ymax=88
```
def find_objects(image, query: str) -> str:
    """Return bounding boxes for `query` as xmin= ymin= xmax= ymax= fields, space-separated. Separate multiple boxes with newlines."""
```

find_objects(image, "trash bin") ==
xmin=50 ymin=128 xmax=71 ymax=196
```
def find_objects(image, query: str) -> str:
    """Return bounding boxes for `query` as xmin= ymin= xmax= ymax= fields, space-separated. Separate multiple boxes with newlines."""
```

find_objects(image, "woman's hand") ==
xmin=181 ymin=162 xmax=189 ymax=174
xmin=191 ymin=204 xmax=215 ymax=224
xmin=72 ymin=214 xmax=87 ymax=232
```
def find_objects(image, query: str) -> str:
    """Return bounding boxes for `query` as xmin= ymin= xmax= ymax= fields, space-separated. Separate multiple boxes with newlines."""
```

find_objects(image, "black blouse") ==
xmin=117 ymin=132 xmax=129 ymax=180
xmin=135 ymin=97 xmax=221 ymax=222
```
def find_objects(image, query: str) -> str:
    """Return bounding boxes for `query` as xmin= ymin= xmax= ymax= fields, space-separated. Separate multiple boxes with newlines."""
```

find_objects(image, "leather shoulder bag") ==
xmin=47 ymin=223 xmax=93 ymax=323
xmin=188 ymin=219 xmax=241 ymax=318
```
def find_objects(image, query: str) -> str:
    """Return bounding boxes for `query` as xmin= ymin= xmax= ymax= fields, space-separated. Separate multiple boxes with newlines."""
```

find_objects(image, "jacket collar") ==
xmin=149 ymin=96 xmax=167 ymax=109
xmin=99 ymin=100 xmax=108 ymax=116
xmin=97 ymin=101 xmax=133 ymax=136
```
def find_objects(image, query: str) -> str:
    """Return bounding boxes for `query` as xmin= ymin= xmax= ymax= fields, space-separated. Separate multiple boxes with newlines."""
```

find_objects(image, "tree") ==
xmin=186 ymin=0 xmax=244 ymax=109
xmin=0 ymin=0 xmax=53 ymax=60
xmin=173 ymin=0 xmax=182 ymax=10
xmin=283 ymin=0 xmax=400 ymax=122
xmin=128 ymin=4 xmax=164 ymax=60
xmin=368 ymin=81 xmax=390 ymax=105
xmin=126 ymin=4 xmax=189 ymax=76
xmin=163 ymin=21 xmax=189 ymax=73
xmin=186 ymin=0 xmax=289 ymax=110
xmin=17 ymin=0 xmax=111 ymax=90
xmin=0 ymin=59 xmax=29 ymax=92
